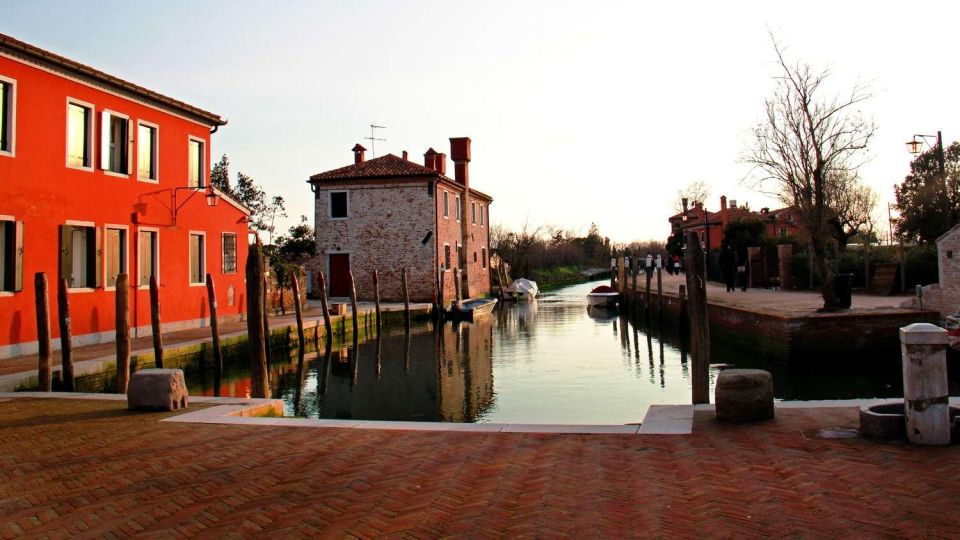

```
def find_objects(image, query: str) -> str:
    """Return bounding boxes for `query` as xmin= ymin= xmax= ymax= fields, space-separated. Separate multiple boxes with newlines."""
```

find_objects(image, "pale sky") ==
xmin=5 ymin=0 xmax=959 ymax=243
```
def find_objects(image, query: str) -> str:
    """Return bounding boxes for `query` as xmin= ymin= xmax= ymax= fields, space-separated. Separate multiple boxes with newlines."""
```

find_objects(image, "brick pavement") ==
xmin=0 ymin=397 xmax=957 ymax=537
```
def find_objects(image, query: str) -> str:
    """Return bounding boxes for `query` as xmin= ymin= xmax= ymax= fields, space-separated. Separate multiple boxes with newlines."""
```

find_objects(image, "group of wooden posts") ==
xmin=618 ymin=231 xmax=710 ymax=404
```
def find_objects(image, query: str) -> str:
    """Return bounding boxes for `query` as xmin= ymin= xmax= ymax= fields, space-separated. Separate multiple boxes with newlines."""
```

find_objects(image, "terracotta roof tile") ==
xmin=309 ymin=154 xmax=438 ymax=182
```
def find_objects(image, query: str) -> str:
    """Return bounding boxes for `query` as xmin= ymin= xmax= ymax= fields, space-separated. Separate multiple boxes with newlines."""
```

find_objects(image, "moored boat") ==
xmin=503 ymin=278 xmax=539 ymax=301
xmin=447 ymin=298 xmax=499 ymax=321
xmin=586 ymin=285 xmax=619 ymax=308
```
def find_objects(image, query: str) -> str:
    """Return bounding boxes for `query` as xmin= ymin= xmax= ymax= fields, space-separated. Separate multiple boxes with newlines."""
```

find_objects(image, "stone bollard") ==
xmin=128 ymin=368 xmax=189 ymax=411
xmin=899 ymin=323 xmax=951 ymax=445
xmin=715 ymin=369 xmax=774 ymax=422
xmin=777 ymin=244 xmax=793 ymax=290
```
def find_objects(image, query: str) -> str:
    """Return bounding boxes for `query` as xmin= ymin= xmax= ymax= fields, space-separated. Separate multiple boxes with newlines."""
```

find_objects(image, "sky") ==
xmin=4 ymin=0 xmax=960 ymax=244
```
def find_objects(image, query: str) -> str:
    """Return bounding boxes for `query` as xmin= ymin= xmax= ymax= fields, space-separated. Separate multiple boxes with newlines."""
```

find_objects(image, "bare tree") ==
xmin=743 ymin=36 xmax=875 ymax=310
xmin=824 ymin=170 xmax=879 ymax=250
xmin=674 ymin=180 xmax=712 ymax=212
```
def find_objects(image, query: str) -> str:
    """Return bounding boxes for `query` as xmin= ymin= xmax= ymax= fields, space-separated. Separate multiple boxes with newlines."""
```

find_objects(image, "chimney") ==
xmin=352 ymin=143 xmax=366 ymax=164
xmin=436 ymin=153 xmax=447 ymax=176
xmin=449 ymin=137 xmax=471 ymax=187
xmin=730 ymin=199 xmax=737 ymax=209
xmin=720 ymin=195 xmax=729 ymax=228
xmin=402 ymin=150 xmax=408 ymax=161
xmin=424 ymin=148 xmax=438 ymax=171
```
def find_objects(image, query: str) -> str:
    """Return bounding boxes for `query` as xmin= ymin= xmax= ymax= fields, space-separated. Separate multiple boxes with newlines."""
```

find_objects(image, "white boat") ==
xmin=586 ymin=285 xmax=619 ymax=308
xmin=503 ymin=278 xmax=539 ymax=301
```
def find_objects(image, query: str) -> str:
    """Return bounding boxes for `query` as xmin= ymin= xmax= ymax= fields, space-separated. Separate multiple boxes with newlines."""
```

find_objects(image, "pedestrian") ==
xmin=737 ymin=248 xmax=748 ymax=291
xmin=719 ymin=245 xmax=735 ymax=292
xmin=655 ymin=254 xmax=662 ymax=270
xmin=673 ymin=255 xmax=681 ymax=275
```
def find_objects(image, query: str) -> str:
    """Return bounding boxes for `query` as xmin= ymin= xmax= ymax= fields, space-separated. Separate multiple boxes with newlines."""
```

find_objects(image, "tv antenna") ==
xmin=365 ymin=123 xmax=386 ymax=157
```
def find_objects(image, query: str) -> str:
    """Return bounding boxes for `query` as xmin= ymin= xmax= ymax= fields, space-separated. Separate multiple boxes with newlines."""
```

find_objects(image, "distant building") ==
xmin=667 ymin=195 xmax=804 ymax=250
xmin=0 ymin=34 xmax=250 ymax=359
xmin=308 ymin=138 xmax=493 ymax=304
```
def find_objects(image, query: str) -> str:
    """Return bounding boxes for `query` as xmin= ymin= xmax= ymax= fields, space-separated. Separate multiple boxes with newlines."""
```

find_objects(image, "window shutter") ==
xmin=13 ymin=221 xmax=23 ymax=292
xmin=127 ymin=118 xmax=134 ymax=175
xmin=59 ymin=225 xmax=71 ymax=283
xmin=93 ymin=226 xmax=103 ymax=288
xmin=100 ymin=112 xmax=110 ymax=170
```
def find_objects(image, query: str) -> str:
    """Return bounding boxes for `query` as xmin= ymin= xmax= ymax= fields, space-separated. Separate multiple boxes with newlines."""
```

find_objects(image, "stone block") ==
xmin=128 ymin=368 xmax=188 ymax=411
xmin=715 ymin=369 xmax=774 ymax=422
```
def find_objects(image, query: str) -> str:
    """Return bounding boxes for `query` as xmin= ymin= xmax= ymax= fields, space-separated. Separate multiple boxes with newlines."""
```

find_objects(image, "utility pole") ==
xmin=366 ymin=123 xmax=386 ymax=157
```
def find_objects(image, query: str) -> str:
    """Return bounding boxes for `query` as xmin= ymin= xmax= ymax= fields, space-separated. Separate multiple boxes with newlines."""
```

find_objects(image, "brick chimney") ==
xmin=436 ymin=153 xmax=447 ymax=176
xmin=352 ymin=143 xmax=366 ymax=164
xmin=720 ymin=195 xmax=729 ymax=228
xmin=449 ymin=137 xmax=471 ymax=188
xmin=424 ymin=148 xmax=438 ymax=171
xmin=402 ymin=150 xmax=408 ymax=161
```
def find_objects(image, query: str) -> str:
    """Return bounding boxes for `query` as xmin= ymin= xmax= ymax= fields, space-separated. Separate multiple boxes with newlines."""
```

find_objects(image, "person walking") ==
xmin=719 ymin=245 xmax=736 ymax=292
xmin=737 ymin=248 xmax=749 ymax=291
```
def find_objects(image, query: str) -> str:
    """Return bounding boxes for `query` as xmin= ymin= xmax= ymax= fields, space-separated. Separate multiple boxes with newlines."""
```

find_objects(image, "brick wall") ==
xmin=314 ymin=182 xmax=437 ymax=302
xmin=934 ymin=228 xmax=960 ymax=315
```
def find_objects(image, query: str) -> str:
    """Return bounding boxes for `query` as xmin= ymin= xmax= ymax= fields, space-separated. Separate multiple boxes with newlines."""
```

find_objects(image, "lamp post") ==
xmin=906 ymin=130 xmax=948 ymax=211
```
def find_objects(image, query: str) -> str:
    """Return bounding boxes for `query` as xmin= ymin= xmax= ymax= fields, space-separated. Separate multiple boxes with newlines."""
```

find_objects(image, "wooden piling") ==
xmin=644 ymin=266 xmax=652 ymax=314
xmin=115 ymin=273 xmax=131 ymax=394
xmin=438 ymin=270 xmax=445 ymax=317
xmin=631 ymin=256 xmax=638 ymax=311
xmin=657 ymin=266 xmax=663 ymax=314
xmin=262 ymin=269 xmax=271 ymax=364
xmin=372 ymin=270 xmax=381 ymax=334
xmin=349 ymin=271 xmax=360 ymax=339
xmin=684 ymin=232 xmax=710 ymax=405
xmin=291 ymin=272 xmax=305 ymax=351
xmin=402 ymin=267 xmax=411 ymax=327
xmin=317 ymin=270 xmax=332 ymax=342
xmin=205 ymin=273 xmax=223 ymax=397
xmin=56 ymin=278 xmax=74 ymax=391
xmin=34 ymin=273 xmax=52 ymax=392
xmin=453 ymin=268 xmax=462 ymax=304
xmin=246 ymin=242 xmax=270 ymax=399
xmin=149 ymin=276 xmax=164 ymax=368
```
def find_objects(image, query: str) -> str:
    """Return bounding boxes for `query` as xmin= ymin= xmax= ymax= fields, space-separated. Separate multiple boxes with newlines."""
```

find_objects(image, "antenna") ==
xmin=365 ymin=123 xmax=386 ymax=157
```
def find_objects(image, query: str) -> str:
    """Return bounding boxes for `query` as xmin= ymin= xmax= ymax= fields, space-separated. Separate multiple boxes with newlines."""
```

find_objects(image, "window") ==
xmin=60 ymin=224 xmax=100 ymax=289
xmin=443 ymin=244 xmax=451 ymax=271
xmin=456 ymin=243 xmax=464 ymax=267
xmin=222 ymin=232 xmax=237 ymax=274
xmin=66 ymin=100 xmax=93 ymax=169
xmin=329 ymin=191 xmax=349 ymax=219
xmin=188 ymin=137 xmax=204 ymax=187
xmin=480 ymin=204 xmax=485 ymax=226
xmin=138 ymin=229 xmax=158 ymax=287
xmin=104 ymin=227 xmax=127 ymax=289
xmin=189 ymin=232 xmax=205 ymax=284
xmin=137 ymin=122 xmax=158 ymax=181
xmin=779 ymin=227 xmax=788 ymax=239
xmin=455 ymin=195 xmax=462 ymax=221
xmin=442 ymin=191 xmax=449 ymax=218
xmin=0 ymin=218 xmax=23 ymax=293
xmin=0 ymin=77 xmax=15 ymax=156
xmin=482 ymin=247 xmax=487 ymax=269
xmin=473 ymin=251 xmax=478 ymax=263
xmin=101 ymin=111 xmax=131 ymax=174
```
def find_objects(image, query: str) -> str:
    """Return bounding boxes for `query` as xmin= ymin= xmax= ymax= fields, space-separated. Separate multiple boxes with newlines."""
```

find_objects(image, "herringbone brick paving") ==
xmin=0 ymin=398 xmax=957 ymax=538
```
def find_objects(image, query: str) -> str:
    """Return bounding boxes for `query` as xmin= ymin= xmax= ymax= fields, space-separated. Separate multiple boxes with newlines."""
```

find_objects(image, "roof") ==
xmin=0 ymin=33 xmax=226 ymax=127
xmin=308 ymin=153 xmax=493 ymax=201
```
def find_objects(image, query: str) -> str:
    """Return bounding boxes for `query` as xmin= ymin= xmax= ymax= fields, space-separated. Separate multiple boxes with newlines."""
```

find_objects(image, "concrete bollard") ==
xmin=899 ymin=323 xmax=951 ymax=445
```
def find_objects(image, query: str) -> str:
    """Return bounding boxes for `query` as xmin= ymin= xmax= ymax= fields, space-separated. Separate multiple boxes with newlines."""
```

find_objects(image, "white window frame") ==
xmin=455 ymin=195 xmax=462 ymax=222
xmin=102 ymin=224 xmax=129 ymax=291
xmin=0 ymin=75 xmax=16 ymax=158
xmin=137 ymin=120 xmax=159 ymax=183
xmin=471 ymin=202 xmax=477 ymax=225
xmin=101 ymin=109 xmax=131 ymax=178
xmin=65 ymin=98 xmax=94 ymax=172
xmin=137 ymin=226 xmax=160 ymax=290
xmin=328 ymin=190 xmax=350 ymax=220
xmin=64 ymin=219 xmax=96 ymax=292
xmin=187 ymin=135 xmax=205 ymax=188
xmin=221 ymin=232 xmax=238 ymax=274
xmin=188 ymin=230 xmax=206 ymax=286
xmin=442 ymin=191 xmax=449 ymax=218
xmin=480 ymin=204 xmax=485 ymax=226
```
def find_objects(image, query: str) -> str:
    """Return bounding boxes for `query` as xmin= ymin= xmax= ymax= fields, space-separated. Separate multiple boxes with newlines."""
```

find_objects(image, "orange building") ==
xmin=0 ymin=34 xmax=249 ymax=359
xmin=667 ymin=195 xmax=804 ymax=251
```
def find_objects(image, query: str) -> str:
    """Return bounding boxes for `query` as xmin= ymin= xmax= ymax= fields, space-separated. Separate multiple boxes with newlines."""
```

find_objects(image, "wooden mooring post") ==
xmin=317 ymin=270 xmax=332 ymax=342
xmin=349 ymin=271 xmax=360 ymax=339
xmin=372 ymin=270 xmax=381 ymax=334
xmin=262 ymin=269 xmax=271 ymax=364
xmin=631 ymin=256 xmax=638 ymax=312
xmin=57 ymin=278 xmax=75 ymax=391
xmin=684 ymin=232 xmax=710 ymax=404
xmin=246 ymin=242 xmax=270 ymax=399
xmin=34 ymin=273 xmax=52 ymax=392
xmin=149 ymin=276 xmax=163 ymax=368
xmin=291 ymin=272 xmax=305 ymax=351
xmin=644 ymin=265 xmax=652 ymax=314
xmin=453 ymin=268 xmax=462 ymax=304
xmin=401 ymin=267 xmax=411 ymax=328
xmin=657 ymin=266 xmax=663 ymax=314
xmin=115 ymin=273 xmax=131 ymax=394
xmin=205 ymin=273 xmax=223 ymax=396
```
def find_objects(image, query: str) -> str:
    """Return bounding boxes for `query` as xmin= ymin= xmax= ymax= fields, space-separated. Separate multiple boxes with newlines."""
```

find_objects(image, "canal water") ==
xmin=43 ymin=280 xmax=952 ymax=424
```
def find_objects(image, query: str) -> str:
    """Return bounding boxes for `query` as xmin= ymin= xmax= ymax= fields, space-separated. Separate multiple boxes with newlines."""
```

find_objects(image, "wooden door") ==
xmin=329 ymin=253 xmax=351 ymax=297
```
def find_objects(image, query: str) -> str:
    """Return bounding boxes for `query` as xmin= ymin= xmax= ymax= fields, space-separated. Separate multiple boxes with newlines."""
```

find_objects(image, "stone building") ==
xmin=308 ymin=137 xmax=493 ymax=304
xmin=905 ymin=224 xmax=960 ymax=316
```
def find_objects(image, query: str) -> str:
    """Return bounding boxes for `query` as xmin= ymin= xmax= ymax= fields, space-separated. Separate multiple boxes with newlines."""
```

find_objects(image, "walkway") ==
xmin=0 ymin=397 xmax=956 ymax=536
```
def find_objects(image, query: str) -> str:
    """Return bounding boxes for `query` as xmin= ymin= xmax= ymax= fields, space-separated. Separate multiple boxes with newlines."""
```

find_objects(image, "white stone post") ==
xmin=899 ymin=323 xmax=951 ymax=445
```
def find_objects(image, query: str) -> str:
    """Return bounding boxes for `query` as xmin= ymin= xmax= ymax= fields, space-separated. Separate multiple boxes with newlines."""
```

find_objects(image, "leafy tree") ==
xmin=275 ymin=215 xmax=316 ymax=267
xmin=722 ymin=219 xmax=765 ymax=252
xmin=210 ymin=154 xmax=231 ymax=195
xmin=742 ymin=36 xmax=875 ymax=310
xmin=894 ymin=141 xmax=960 ymax=244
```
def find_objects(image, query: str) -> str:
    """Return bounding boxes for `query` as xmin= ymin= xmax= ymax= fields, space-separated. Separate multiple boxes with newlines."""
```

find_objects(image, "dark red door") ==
xmin=329 ymin=254 xmax=351 ymax=297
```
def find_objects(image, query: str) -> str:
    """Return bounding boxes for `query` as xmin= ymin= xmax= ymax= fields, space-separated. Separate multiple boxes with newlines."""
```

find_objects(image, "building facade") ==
xmin=0 ymin=33 xmax=249 ymax=359
xmin=309 ymin=137 xmax=493 ymax=304
xmin=668 ymin=195 xmax=804 ymax=250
